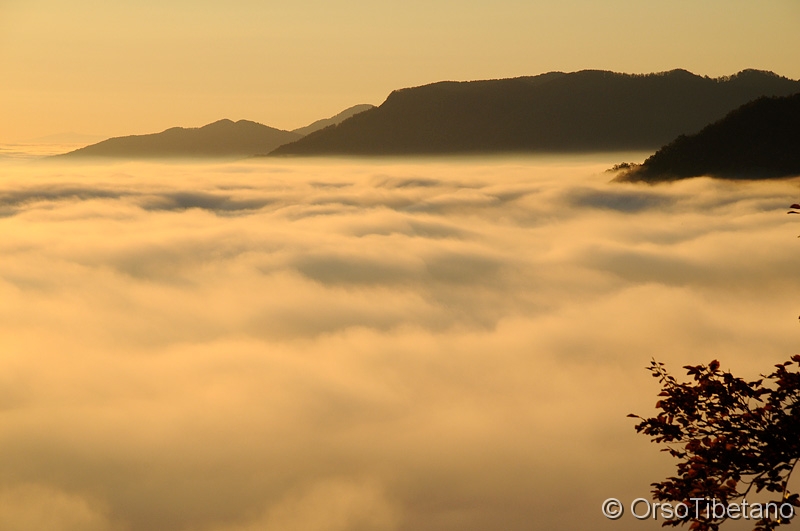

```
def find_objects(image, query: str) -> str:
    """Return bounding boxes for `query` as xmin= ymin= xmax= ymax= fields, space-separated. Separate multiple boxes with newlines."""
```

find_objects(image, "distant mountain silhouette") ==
xmin=614 ymin=93 xmax=800 ymax=182
xmin=291 ymin=104 xmax=375 ymax=136
xmin=270 ymin=69 xmax=800 ymax=156
xmin=58 ymin=119 xmax=302 ymax=159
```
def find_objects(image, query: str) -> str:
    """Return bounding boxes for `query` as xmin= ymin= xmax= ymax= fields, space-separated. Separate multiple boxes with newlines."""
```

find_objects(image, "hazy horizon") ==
xmin=4 ymin=66 xmax=800 ymax=146
xmin=2 ymin=0 xmax=800 ymax=142
xmin=1 ymin=153 xmax=799 ymax=530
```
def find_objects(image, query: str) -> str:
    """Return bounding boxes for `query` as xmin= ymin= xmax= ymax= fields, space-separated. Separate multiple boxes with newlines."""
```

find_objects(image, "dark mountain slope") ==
xmin=58 ymin=119 xmax=302 ymax=159
xmin=292 ymin=104 xmax=375 ymax=136
xmin=271 ymin=69 xmax=800 ymax=156
xmin=615 ymin=93 xmax=800 ymax=182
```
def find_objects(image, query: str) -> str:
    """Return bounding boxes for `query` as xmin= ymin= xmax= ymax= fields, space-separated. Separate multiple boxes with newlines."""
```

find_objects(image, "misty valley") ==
xmin=0 ymin=154 xmax=798 ymax=531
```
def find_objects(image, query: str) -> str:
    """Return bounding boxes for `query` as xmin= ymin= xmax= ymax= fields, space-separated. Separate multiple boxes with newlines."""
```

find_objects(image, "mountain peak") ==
xmin=200 ymin=119 xmax=236 ymax=129
xmin=58 ymin=119 xmax=301 ymax=159
xmin=271 ymin=69 xmax=800 ymax=156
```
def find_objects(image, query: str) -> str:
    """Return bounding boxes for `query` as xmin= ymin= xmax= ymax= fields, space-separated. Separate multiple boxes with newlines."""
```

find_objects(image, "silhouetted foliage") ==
xmin=606 ymin=162 xmax=640 ymax=173
xmin=630 ymin=357 xmax=800 ymax=530
xmin=789 ymin=204 xmax=800 ymax=242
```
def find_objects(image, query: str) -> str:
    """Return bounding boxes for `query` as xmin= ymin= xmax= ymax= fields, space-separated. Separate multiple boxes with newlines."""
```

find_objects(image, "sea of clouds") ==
xmin=0 ymin=154 xmax=798 ymax=531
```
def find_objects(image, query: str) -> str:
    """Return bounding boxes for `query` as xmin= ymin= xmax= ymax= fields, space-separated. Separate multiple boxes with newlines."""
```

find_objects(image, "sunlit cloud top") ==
xmin=1 ymin=156 xmax=799 ymax=530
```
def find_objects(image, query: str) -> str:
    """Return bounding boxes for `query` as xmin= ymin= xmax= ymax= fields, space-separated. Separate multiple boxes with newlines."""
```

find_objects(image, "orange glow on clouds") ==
xmin=0 ymin=155 xmax=799 ymax=530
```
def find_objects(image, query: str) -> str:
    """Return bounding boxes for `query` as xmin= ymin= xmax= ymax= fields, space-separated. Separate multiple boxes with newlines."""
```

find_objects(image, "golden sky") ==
xmin=1 ymin=0 xmax=799 ymax=141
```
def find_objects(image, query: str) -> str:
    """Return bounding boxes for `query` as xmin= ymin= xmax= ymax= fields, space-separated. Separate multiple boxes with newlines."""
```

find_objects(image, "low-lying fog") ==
xmin=0 ymin=154 xmax=798 ymax=531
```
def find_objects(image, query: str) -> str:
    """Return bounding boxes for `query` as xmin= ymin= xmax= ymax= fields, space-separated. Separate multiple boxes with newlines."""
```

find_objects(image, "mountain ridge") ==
xmin=53 ymin=70 xmax=800 ymax=160
xmin=613 ymin=92 xmax=800 ymax=182
xmin=271 ymin=69 xmax=800 ymax=156
xmin=55 ymin=104 xmax=374 ymax=159
xmin=57 ymin=119 xmax=302 ymax=159
xmin=291 ymin=104 xmax=375 ymax=136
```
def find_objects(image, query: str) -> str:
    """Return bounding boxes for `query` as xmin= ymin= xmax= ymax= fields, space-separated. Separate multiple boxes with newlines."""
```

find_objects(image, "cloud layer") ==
xmin=0 ymin=156 xmax=799 ymax=531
